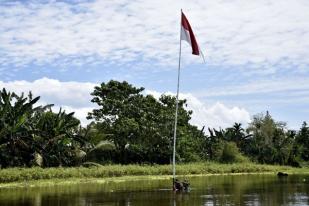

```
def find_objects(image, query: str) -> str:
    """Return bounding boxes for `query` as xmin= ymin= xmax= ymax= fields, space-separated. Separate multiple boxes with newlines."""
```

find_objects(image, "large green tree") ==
xmin=87 ymin=80 xmax=203 ymax=164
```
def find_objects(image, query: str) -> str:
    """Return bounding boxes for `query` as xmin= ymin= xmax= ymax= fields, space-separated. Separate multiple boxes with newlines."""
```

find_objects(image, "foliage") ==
xmin=245 ymin=112 xmax=296 ymax=165
xmin=294 ymin=122 xmax=309 ymax=163
xmin=87 ymin=80 xmax=202 ymax=164
xmin=0 ymin=89 xmax=84 ymax=168
xmin=0 ymin=162 xmax=305 ymax=184
xmin=220 ymin=142 xmax=248 ymax=163
xmin=1 ymin=81 xmax=309 ymax=168
xmin=225 ymin=123 xmax=252 ymax=152
xmin=0 ymin=89 xmax=40 ymax=167
xmin=32 ymin=109 xmax=83 ymax=166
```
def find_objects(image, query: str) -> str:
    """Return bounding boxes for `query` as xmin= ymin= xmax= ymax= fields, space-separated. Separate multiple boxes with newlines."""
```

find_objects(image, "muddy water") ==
xmin=0 ymin=174 xmax=308 ymax=206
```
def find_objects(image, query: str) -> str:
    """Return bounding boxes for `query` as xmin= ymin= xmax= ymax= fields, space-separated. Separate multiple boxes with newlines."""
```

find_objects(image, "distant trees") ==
xmin=203 ymin=126 xmax=248 ymax=163
xmin=245 ymin=112 xmax=297 ymax=165
xmin=1 ymin=81 xmax=309 ymax=168
xmin=295 ymin=122 xmax=309 ymax=162
xmin=201 ymin=112 xmax=304 ymax=166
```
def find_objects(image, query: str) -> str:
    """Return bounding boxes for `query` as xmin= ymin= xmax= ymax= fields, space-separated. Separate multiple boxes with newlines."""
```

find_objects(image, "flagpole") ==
xmin=172 ymin=9 xmax=182 ymax=186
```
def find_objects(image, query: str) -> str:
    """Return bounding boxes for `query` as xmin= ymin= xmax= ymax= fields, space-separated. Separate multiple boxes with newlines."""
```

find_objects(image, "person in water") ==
xmin=173 ymin=179 xmax=190 ymax=191
xmin=173 ymin=179 xmax=183 ymax=191
xmin=182 ymin=179 xmax=190 ymax=192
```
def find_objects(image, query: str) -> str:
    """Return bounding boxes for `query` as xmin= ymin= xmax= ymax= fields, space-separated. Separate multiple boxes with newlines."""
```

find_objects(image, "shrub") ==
xmin=220 ymin=142 xmax=248 ymax=163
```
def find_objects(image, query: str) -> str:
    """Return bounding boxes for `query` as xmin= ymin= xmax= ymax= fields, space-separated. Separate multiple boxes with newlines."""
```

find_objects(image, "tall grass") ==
xmin=0 ymin=162 xmax=307 ymax=184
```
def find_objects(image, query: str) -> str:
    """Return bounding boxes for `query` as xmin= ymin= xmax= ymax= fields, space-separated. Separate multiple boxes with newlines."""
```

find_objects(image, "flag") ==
xmin=172 ymin=10 xmax=205 ymax=184
xmin=181 ymin=11 xmax=203 ymax=58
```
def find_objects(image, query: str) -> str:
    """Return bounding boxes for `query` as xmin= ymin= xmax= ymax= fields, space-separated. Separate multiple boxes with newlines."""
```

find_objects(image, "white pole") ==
xmin=172 ymin=9 xmax=182 ymax=183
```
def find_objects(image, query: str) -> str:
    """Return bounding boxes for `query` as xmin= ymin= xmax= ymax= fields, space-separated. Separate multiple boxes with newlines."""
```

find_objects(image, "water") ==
xmin=0 ymin=174 xmax=308 ymax=206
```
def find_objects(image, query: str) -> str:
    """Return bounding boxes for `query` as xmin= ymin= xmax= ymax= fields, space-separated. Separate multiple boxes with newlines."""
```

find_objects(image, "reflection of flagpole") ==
xmin=172 ymin=9 xmax=182 ymax=184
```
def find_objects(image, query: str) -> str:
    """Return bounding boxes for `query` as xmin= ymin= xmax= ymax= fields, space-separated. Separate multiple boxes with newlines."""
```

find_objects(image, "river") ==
xmin=0 ymin=174 xmax=308 ymax=205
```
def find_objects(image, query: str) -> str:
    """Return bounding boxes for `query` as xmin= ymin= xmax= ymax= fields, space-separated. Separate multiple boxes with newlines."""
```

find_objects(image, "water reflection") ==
xmin=0 ymin=174 xmax=308 ymax=206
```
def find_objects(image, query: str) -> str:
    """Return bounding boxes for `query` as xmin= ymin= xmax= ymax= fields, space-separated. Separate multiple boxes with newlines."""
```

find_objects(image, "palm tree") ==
xmin=226 ymin=123 xmax=252 ymax=150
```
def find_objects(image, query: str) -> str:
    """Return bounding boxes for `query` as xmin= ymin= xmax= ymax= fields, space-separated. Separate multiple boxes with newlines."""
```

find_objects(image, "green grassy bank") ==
xmin=0 ymin=162 xmax=308 ymax=186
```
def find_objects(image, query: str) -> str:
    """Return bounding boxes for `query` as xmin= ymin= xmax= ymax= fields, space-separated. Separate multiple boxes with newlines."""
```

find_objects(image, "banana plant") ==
xmin=32 ymin=108 xmax=82 ymax=167
xmin=0 ymin=89 xmax=40 ymax=167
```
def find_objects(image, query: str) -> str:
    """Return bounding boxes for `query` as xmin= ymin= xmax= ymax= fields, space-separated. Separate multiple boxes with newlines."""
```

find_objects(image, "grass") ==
xmin=0 ymin=162 xmax=308 ymax=186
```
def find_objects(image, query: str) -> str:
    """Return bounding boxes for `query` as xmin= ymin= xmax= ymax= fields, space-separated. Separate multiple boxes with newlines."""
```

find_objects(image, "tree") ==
xmin=0 ymin=89 xmax=40 ymax=167
xmin=87 ymin=80 xmax=144 ymax=163
xmin=220 ymin=142 xmax=248 ymax=163
xmin=295 ymin=122 xmax=309 ymax=161
xmin=246 ymin=112 xmax=293 ymax=165
xmin=225 ymin=123 xmax=252 ymax=152
xmin=0 ymin=88 xmax=84 ymax=167
xmin=203 ymin=128 xmax=226 ymax=161
xmin=33 ymin=109 xmax=83 ymax=167
xmin=87 ymin=80 xmax=203 ymax=164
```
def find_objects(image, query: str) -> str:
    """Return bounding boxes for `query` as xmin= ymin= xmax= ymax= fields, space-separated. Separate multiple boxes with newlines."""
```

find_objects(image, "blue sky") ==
xmin=1 ymin=0 xmax=309 ymax=129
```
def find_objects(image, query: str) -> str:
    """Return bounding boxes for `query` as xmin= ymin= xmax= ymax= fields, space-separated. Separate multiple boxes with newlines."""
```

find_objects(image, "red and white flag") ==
xmin=181 ymin=11 xmax=204 ymax=60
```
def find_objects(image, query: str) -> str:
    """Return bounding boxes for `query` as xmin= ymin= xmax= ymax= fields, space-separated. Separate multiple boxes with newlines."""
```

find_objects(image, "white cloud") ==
xmin=0 ymin=77 xmax=251 ymax=128
xmin=0 ymin=0 xmax=308 ymax=72
xmin=0 ymin=77 xmax=95 ymax=107
xmin=50 ymin=105 xmax=94 ymax=126
xmin=0 ymin=77 xmax=96 ymax=125
xmin=146 ymin=90 xmax=251 ymax=129
xmin=182 ymin=93 xmax=251 ymax=129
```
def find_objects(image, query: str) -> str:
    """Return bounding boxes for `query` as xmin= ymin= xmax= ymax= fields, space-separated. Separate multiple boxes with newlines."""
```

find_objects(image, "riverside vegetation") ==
xmin=1 ymin=80 xmax=309 ymax=183
xmin=1 ymin=163 xmax=308 ymax=185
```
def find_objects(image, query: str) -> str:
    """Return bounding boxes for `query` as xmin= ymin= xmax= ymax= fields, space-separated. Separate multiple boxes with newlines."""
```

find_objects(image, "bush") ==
xmin=220 ymin=142 xmax=248 ymax=163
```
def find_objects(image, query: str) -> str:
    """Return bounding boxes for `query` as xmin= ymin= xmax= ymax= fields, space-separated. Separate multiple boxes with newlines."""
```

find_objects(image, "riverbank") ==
xmin=1 ymin=162 xmax=308 ymax=188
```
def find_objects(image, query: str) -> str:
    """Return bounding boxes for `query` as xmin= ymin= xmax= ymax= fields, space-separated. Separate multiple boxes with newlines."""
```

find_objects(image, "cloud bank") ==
xmin=146 ymin=90 xmax=250 ymax=129
xmin=0 ymin=77 xmax=250 ymax=128
xmin=0 ymin=78 xmax=96 ymax=125
xmin=0 ymin=0 xmax=308 ymax=71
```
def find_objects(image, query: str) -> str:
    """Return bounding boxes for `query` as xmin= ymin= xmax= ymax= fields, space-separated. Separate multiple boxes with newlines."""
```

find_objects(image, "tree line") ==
xmin=0 ymin=80 xmax=308 ymax=168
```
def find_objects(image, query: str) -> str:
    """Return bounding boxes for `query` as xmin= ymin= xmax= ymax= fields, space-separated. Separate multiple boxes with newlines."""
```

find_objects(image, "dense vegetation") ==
xmin=0 ymin=163 xmax=306 ymax=184
xmin=1 ymin=80 xmax=309 ymax=168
